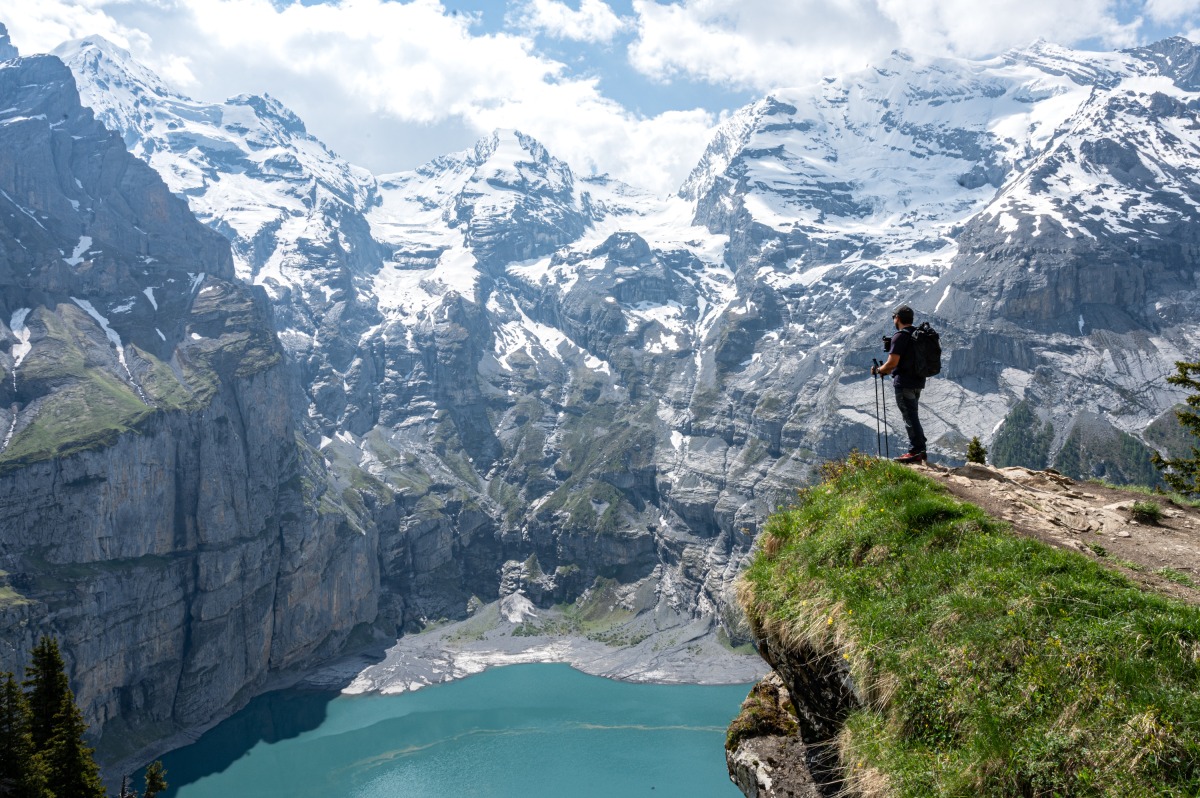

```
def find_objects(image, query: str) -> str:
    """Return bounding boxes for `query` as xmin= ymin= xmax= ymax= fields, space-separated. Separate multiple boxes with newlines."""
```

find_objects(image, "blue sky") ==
xmin=3 ymin=0 xmax=1199 ymax=192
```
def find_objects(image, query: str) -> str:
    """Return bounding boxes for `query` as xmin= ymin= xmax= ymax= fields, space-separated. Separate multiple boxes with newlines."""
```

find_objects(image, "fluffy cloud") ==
xmin=629 ymin=0 xmax=1148 ymax=91
xmin=4 ymin=0 xmax=1196 ymax=194
xmin=514 ymin=0 xmax=628 ymax=43
xmin=1145 ymin=0 xmax=1200 ymax=24
xmin=3 ymin=0 xmax=139 ymax=54
xmin=2 ymin=0 xmax=712 ymax=192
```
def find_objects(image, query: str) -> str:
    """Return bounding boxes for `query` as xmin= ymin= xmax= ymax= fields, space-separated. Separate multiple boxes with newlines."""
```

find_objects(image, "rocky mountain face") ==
xmin=4 ymin=25 xmax=1200 ymax=765
xmin=0 ymin=38 xmax=380 ymax=761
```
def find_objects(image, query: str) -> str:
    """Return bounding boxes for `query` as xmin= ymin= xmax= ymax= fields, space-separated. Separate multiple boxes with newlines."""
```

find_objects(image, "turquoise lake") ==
xmin=149 ymin=663 xmax=752 ymax=797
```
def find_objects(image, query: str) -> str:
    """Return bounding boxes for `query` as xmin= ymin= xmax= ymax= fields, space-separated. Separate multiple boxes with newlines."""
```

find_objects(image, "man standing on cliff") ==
xmin=871 ymin=305 xmax=927 ymax=464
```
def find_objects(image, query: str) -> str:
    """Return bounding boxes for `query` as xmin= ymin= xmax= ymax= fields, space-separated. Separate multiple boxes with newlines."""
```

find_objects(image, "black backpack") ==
xmin=911 ymin=322 xmax=942 ymax=378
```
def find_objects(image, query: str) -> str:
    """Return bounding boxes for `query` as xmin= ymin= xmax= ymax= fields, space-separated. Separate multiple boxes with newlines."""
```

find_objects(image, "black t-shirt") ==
xmin=889 ymin=327 xmax=926 ymax=390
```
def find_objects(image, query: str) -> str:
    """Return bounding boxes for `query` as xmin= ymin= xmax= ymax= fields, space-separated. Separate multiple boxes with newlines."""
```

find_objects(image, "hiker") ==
xmin=871 ymin=305 xmax=927 ymax=464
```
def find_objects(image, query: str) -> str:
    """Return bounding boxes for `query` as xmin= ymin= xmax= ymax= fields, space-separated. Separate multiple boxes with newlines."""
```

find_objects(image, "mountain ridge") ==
xmin=3 ymin=26 xmax=1200 ymax=772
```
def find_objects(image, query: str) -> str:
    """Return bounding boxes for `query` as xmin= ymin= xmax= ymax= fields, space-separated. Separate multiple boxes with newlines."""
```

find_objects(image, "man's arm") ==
xmin=873 ymin=354 xmax=900 ymax=375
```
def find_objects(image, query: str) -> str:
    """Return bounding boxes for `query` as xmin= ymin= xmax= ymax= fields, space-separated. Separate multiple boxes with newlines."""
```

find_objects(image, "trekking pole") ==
xmin=871 ymin=359 xmax=882 ymax=456
xmin=880 ymin=367 xmax=890 ymax=459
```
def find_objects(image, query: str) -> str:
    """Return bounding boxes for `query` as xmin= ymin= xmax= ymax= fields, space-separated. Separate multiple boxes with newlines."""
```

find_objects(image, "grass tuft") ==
xmin=742 ymin=453 xmax=1200 ymax=797
xmin=1131 ymin=500 xmax=1164 ymax=525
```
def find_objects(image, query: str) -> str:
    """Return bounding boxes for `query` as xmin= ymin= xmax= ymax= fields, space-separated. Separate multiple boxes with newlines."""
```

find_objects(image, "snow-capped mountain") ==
xmin=0 ymin=38 xmax=379 ymax=751
xmin=59 ymin=31 xmax=1200 ymax=581
xmin=6 ymin=22 xmax=1200 ymax=757
xmin=22 ymin=30 xmax=1200 ymax=737
xmin=58 ymin=34 xmax=756 ymax=640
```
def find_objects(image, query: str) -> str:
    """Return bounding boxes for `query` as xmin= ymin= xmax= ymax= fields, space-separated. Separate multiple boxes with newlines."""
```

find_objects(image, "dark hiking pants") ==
xmin=894 ymin=387 xmax=926 ymax=454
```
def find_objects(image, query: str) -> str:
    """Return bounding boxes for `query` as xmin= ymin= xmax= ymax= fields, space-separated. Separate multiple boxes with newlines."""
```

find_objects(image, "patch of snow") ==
xmin=63 ymin=236 xmax=93 ymax=266
xmin=10 ymin=308 xmax=32 ymax=371
xmin=143 ymin=287 xmax=157 ymax=310
xmin=934 ymin=284 xmax=953 ymax=313
xmin=71 ymin=297 xmax=150 ymax=404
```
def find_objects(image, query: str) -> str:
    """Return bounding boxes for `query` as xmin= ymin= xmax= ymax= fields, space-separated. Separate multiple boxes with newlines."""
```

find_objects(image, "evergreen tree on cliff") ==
xmin=1153 ymin=359 xmax=1200 ymax=494
xmin=23 ymin=639 xmax=69 ymax=752
xmin=0 ymin=672 xmax=49 ymax=798
xmin=142 ymin=761 xmax=167 ymax=798
xmin=23 ymin=637 xmax=105 ymax=798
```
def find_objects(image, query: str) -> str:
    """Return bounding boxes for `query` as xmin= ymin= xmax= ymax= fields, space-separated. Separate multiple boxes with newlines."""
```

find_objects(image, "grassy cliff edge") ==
xmin=737 ymin=453 xmax=1200 ymax=797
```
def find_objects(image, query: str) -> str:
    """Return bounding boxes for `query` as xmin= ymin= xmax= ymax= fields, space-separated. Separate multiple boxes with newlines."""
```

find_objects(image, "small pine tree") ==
xmin=22 ymin=637 xmax=105 ymax=798
xmin=119 ymin=774 xmax=135 ymax=798
xmin=42 ymin=691 xmax=106 ymax=798
xmin=143 ymin=760 xmax=168 ymax=798
xmin=1153 ymin=359 xmax=1200 ymax=494
xmin=23 ymin=638 xmax=70 ymax=752
xmin=0 ymin=671 xmax=49 ymax=798
xmin=966 ymin=436 xmax=987 ymax=464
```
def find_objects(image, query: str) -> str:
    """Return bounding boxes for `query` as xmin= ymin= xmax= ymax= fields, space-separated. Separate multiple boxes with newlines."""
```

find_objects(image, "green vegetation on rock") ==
xmin=742 ymin=453 xmax=1200 ymax=796
xmin=725 ymin=678 xmax=799 ymax=752
xmin=1153 ymin=360 xmax=1200 ymax=496
xmin=991 ymin=401 xmax=1053 ymax=470
xmin=1054 ymin=420 xmax=1160 ymax=487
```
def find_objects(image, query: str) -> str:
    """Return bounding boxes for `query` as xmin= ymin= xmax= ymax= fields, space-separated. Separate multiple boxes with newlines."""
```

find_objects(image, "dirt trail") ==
xmin=917 ymin=462 xmax=1200 ymax=604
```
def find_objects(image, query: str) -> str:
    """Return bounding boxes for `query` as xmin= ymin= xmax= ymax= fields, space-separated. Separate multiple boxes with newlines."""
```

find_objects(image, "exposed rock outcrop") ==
xmin=0 ymin=51 xmax=380 ymax=763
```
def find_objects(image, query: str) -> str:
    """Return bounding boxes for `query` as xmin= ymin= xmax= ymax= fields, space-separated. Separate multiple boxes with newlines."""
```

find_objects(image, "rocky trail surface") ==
xmin=924 ymin=462 xmax=1200 ymax=603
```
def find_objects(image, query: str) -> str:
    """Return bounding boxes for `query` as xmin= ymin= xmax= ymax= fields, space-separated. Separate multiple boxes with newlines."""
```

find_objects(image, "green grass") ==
xmin=1 ymin=371 xmax=154 ymax=464
xmin=0 ymin=296 xmax=279 ymax=468
xmin=0 ymin=584 xmax=30 ymax=607
xmin=742 ymin=453 xmax=1200 ymax=797
xmin=1131 ymin=500 xmax=1165 ymax=525
xmin=1156 ymin=569 xmax=1197 ymax=589
xmin=1085 ymin=478 xmax=1200 ymax=508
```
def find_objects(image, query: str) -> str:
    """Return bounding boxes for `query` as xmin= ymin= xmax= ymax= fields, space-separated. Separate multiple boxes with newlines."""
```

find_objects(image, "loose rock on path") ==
xmin=919 ymin=462 xmax=1200 ymax=604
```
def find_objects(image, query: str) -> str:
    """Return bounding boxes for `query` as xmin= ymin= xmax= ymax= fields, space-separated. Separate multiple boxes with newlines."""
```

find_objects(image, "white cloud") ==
xmin=2 ymin=0 xmax=1193 ymax=195
xmin=629 ymin=0 xmax=1145 ymax=92
xmin=515 ymin=0 xmax=628 ymax=44
xmin=2 ymin=0 xmax=140 ymax=55
xmin=1145 ymin=0 xmax=1200 ymax=24
xmin=0 ymin=0 xmax=712 ymax=193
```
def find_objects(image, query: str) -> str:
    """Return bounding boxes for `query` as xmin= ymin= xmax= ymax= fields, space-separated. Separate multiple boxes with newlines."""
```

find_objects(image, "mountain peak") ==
xmin=54 ymin=35 xmax=174 ymax=99
xmin=227 ymin=92 xmax=309 ymax=136
xmin=0 ymin=23 xmax=18 ymax=61
xmin=1129 ymin=35 xmax=1200 ymax=90
xmin=473 ymin=129 xmax=556 ymax=167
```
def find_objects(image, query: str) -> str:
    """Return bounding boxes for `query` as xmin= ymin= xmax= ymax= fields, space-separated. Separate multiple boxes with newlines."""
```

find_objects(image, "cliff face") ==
xmin=0 ymin=48 xmax=380 ymax=759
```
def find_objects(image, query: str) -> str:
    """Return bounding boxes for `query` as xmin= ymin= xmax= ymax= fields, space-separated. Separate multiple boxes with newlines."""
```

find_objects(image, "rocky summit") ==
xmin=1 ymin=25 xmax=1199 ymax=769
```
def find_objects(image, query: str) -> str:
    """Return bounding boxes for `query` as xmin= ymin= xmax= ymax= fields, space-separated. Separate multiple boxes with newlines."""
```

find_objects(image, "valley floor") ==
xmin=302 ymin=601 xmax=768 ymax=695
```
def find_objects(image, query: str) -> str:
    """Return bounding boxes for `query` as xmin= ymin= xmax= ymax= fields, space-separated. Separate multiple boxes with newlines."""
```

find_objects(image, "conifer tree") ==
xmin=143 ymin=761 xmax=167 ymax=798
xmin=0 ymin=672 xmax=49 ymax=798
xmin=23 ymin=638 xmax=70 ymax=753
xmin=966 ymin=436 xmax=987 ymax=464
xmin=1153 ymin=359 xmax=1200 ymax=495
xmin=42 ymin=688 xmax=106 ymax=798
xmin=22 ymin=637 xmax=105 ymax=798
